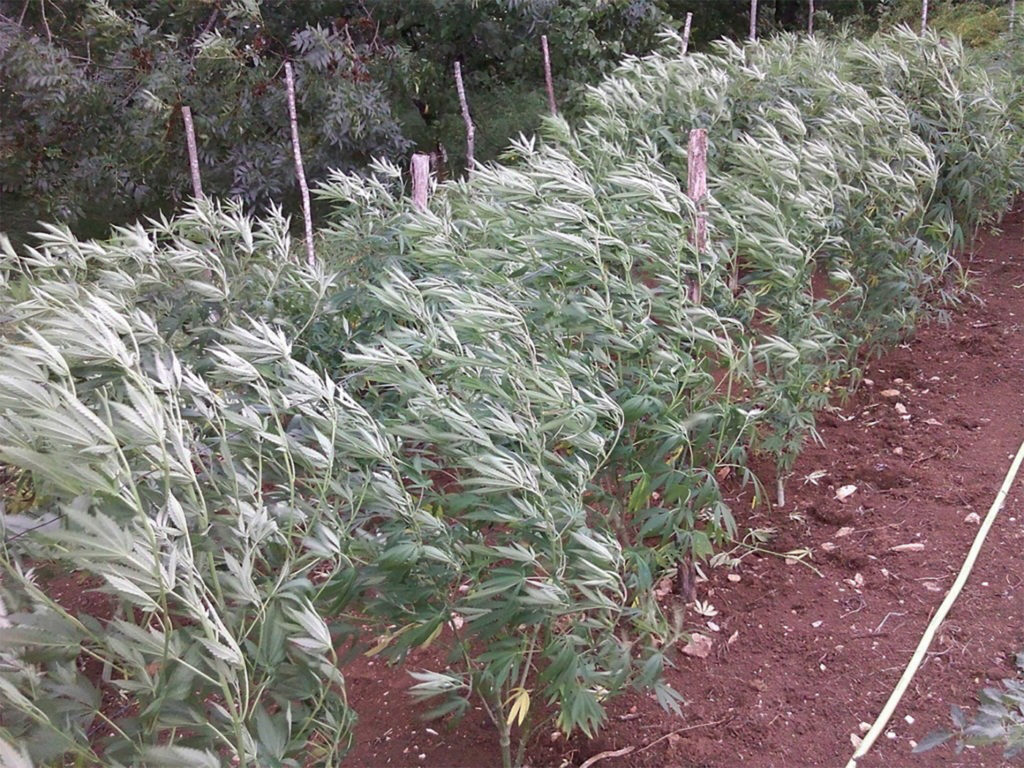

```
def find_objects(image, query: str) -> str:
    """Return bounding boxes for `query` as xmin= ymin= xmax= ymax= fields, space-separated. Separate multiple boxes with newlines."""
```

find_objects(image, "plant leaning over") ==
xmin=0 ymin=200 xmax=684 ymax=768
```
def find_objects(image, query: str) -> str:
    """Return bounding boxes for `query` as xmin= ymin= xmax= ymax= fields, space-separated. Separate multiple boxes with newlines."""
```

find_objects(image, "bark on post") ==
xmin=808 ymin=0 xmax=815 ymax=34
xmin=453 ymin=61 xmax=475 ymax=174
xmin=541 ymin=34 xmax=557 ymax=115
xmin=411 ymin=153 xmax=431 ymax=212
xmin=181 ymin=105 xmax=204 ymax=199
xmin=1012 ymin=0 xmax=1017 ymax=33
xmin=749 ymin=0 xmax=758 ymax=41
xmin=687 ymin=128 xmax=708 ymax=305
xmin=921 ymin=0 xmax=928 ymax=33
xmin=283 ymin=62 xmax=316 ymax=267
xmin=681 ymin=12 xmax=694 ymax=55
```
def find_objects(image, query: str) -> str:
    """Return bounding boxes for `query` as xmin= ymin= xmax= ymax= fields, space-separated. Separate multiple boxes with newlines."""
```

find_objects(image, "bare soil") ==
xmin=343 ymin=207 xmax=1024 ymax=768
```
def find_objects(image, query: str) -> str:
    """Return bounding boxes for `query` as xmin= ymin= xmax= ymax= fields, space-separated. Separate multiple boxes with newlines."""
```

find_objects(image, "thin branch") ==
xmin=181 ymin=106 xmax=204 ymax=199
xmin=541 ymin=34 xmax=557 ymax=115
xmin=39 ymin=0 xmax=51 ymax=45
xmin=453 ymin=60 xmax=475 ymax=174
xmin=283 ymin=62 xmax=316 ymax=267
xmin=577 ymin=717 xmax=733 ymax=768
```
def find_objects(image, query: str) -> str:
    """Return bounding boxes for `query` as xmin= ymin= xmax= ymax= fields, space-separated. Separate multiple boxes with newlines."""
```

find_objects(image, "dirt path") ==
xmin=346 ymin=209 xmax=1024 ymax=768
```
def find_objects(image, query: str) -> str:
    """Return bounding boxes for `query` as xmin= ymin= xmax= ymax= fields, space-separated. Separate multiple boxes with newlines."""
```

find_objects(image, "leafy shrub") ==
xmin=915 ymin=651 xmax=1024 ymax=758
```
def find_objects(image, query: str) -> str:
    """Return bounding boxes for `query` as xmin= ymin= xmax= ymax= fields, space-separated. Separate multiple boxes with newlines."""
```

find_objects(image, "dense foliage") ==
xmin=0 ymin=0 xmax=410 ymax=239
xmin=1 ymin=21 xmax=1023 ymax=768
xmin=1 ymin=0 xmax=887 ymax=243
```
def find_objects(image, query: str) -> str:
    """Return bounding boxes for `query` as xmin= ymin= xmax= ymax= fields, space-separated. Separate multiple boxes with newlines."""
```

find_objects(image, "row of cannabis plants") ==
xmin=0 ymin=25 xmax=1021 ymax=768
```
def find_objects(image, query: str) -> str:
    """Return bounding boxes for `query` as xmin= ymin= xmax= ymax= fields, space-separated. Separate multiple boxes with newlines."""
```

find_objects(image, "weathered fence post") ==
xmin=749 ymin=0 xmax=758 ymax=41
xmin=687 ymin=128 xmax=707 ymax=305
xmin=808 ymin=0 xmax=815 ymax=34
xmin=283 ymin=62 xmax=316 ymax=266
xmin=541 ymin=34 xmax=557 ymax=115
xmin=1012 ymin=0 xmax=1017 ymax=33
xmin=921 ymin=0 xmax=928 ymax=33
xmin=411 ymin=153 xmax=431 ymax=212
xmin=181 ymin=106 xmax=204 ymax=199
xmin=681 ymin=12 xmax=694 ymax=55
xmin=453 ymin=61 xmax=475 ymax=174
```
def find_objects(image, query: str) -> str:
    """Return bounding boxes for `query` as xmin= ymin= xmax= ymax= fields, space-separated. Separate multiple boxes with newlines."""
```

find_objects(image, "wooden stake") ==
xmin=411 ymin=153 xmax=431 ymax=211
xmin=541 ymin=34 xmax=557 ymax=115
xmin=180 ymin=105 xmax=204 ymax=199
xmin=687 ymin=128 xmax=708 ymax=303
xmin=453 ymin=61 xmax=475 ymax=174
xmin=681 ymin=12 xmax=693 ymax=55
xmin=1012 ymin=0 xmax=1017 ymax=33
xmin=283 ymin=62 xmax=315 ymax=267
xmin=921 ymin=0 xmax=928 ymax=33
xmin=749 ymin=0 xmax=758 ymax=41
xmin=808 ymin=0 xmax=815 ymax=34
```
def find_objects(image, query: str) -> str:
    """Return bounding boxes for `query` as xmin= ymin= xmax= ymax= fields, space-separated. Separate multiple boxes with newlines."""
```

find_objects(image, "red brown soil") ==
xmin=343 ymin=208 xmax=1024 ymax=768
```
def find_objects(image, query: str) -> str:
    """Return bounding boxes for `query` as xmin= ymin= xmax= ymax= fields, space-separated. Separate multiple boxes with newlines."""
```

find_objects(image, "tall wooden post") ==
xmin=411 ymin=153 xmax=431 ymax=212
xmin=750 ymin=0 xmax=758 ymax=41
xmin=808 ymin=0 xmax=815 ymax=34
xmin=687 ymin=128 xmax=708 ymax=305
xmin=453 ymin=61 xmax=475 ymax=174
xmin=921 ymin=0 xmax=928 ymax=33
xmin=681 ymin=12 xmax=694 ymax=55
xmin=283 ymin=62 xmax=315 ymax=267
xmin=181 ymin=106 xmax=204 ymax=199
xmin=1012 ymin=0 xmax=1017 ymax=33
xmin=541 ymin=35 xmax=557 ymax=115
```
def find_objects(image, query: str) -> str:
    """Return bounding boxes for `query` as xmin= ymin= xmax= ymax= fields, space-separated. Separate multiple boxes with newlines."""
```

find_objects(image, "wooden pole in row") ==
xmin=181 ymin=106 xmax=204 ymax=199
xmin=541 ymin=34 xmax=557 ymax=116
xmin=687 ymin=128 xmax=708 ymax=304
xmin=1012 ymin=0 xmax=1017 ymax=33
xmin=808 ymin=0 xmax=815 ymax=34
xmin=284 ymin=62 xmax=316 ymax=267
xmin=453 ymin=61 xmax=476 ymax=174
xmin=921 ymin=0 xmax=928 ymax=33
xmin=681 ymin=12 xmax=693 ymax=55
xmin=749 ymin=0 xmax=758 ymax=41
xmin=411 ymin=153 xmax=431 ymax=212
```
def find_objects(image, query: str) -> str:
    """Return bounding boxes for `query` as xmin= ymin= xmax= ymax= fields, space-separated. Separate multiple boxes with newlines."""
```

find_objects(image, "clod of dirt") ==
xmin=682 ymin=633 xmax=713 ymax=658
xmin=808 ymin=503 xmax=854 ymax=525
xmin=881 ymin=389 xmax=901 ymax=397
xmin=964 ymin=511 xmax=981 ymax=524
xmin=951 ymin=414 xmax=981 ymax=430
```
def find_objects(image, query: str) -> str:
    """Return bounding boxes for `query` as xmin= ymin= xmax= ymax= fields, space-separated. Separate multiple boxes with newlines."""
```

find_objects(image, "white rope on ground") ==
xmin=845 ymin=438 xmax=1024 ymax=767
